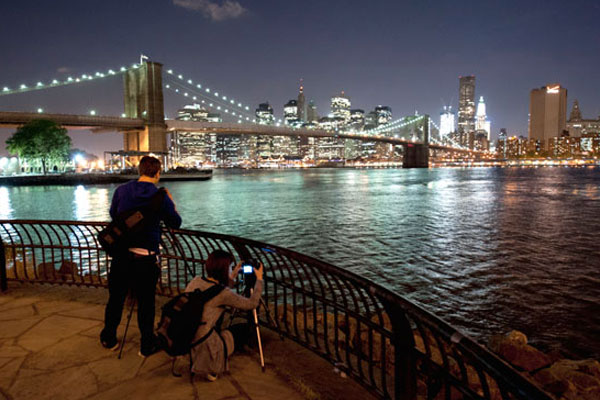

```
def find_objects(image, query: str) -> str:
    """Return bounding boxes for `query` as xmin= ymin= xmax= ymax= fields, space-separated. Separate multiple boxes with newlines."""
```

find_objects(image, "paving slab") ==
xmin=0 ymin=282 xmax=377 ymax=400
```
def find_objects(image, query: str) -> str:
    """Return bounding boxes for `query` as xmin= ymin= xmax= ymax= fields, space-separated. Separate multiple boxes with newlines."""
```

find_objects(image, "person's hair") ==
xmin=138 ymin=156 xmax=161 ymax=177
xmin=205 ymin=250 xmax=234 ymax=285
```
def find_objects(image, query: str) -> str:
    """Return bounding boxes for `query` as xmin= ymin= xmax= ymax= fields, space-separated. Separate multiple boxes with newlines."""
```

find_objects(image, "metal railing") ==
xmin=0 ymin=219 xmax=552 ymax=400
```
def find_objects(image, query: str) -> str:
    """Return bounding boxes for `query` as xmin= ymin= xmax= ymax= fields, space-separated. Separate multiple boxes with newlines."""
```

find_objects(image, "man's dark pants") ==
xmin=102 ymin=252 xmax=160 ymax=351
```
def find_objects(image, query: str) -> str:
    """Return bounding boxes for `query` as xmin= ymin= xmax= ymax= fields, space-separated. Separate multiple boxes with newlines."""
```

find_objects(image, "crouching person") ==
xmin=185 ymin=250 xmax=263 ymax=381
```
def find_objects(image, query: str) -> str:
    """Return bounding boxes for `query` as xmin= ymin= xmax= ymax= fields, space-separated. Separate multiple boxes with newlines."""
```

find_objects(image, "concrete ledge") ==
xmin=0 ymin=282 xmax=376 ymax=400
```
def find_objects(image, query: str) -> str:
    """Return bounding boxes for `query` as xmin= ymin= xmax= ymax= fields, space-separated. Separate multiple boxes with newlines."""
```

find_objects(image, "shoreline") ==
xmin=0 ymin=171 xmax=212 ymax=186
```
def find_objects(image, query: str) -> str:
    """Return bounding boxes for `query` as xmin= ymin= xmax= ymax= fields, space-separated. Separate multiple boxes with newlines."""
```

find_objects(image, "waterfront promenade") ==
xmin=0 ymin=283 xmax=374 ymax=400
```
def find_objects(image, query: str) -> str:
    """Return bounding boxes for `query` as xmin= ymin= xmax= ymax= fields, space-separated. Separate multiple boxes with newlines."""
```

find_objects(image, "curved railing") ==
xmin=0 ymin=220 xmax=552 ymax=400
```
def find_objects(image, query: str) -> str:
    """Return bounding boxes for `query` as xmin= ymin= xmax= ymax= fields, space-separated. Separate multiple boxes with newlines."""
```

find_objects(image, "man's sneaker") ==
xmin=138 ymin=336 xmax=161 ymax=358
xmin=100 ymin=331 xmax=119 ymax=351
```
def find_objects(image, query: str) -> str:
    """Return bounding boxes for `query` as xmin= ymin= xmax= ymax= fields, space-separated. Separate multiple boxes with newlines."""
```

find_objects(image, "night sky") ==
xmin=1 ymin=0 xmax=599 ymax=157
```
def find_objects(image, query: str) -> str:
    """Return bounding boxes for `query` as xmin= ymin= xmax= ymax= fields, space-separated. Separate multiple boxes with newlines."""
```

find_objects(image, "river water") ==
xmin=1 ymin=167 xmax=599 ymax=359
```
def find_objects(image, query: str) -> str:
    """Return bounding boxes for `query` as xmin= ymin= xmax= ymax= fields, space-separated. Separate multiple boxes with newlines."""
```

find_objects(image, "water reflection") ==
xmin=0 ymin=187 xmax=13 ymax=219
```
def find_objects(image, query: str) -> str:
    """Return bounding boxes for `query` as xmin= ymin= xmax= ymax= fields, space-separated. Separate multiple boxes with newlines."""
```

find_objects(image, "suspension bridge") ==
xmin=0 ymin=59 xmax=482 ymax=168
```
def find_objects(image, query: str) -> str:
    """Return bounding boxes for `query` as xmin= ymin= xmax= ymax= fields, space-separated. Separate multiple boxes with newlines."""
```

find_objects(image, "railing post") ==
xmin=383 ymin=301 xmax=417 ymax=399
xmin=0 ymin=240 xmax=7 ymax=292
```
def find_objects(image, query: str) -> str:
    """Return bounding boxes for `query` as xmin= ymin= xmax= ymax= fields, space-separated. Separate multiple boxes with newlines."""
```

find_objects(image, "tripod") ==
xmin=118 ymin=292 xmax=136 ymax=359
xmin=229 ymin=277 xmax=280 ymax=372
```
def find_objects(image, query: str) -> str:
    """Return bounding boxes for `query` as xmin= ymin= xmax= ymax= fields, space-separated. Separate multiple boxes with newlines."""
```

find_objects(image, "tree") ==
xmin=6 ymin=119 xmax=72 ymax=174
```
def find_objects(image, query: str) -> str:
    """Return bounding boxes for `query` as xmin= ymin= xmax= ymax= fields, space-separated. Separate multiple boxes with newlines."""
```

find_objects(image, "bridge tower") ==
xmin=402 ymin=114 xmax=430 ymax=168
xmin=122 ymin=61 xmax=167 ymax=157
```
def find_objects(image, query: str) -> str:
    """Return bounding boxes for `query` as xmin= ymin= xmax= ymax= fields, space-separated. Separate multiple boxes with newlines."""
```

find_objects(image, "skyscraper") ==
xmin=529 ymin=84 xmax=567 ymax=144
xmin=439 ymin=106 xmax=455 ymax=136
xmin=375 ymin=106 xmax=392 ymax=125
xmin=475 ymin=96 xmax=491 ymax=140
xmin=297 ymin=80 xmax=305 ymax=122
xmin=283 ymin=99 xmax=299 ymax=125
xmin=306 ymin=100 xmax=318 ymax=122
xmin=255 ymin=102 xmax=275 ymax=125
xmin=458 ymin=76 xmax=476 ymax=147
xmin=331 ymin=92 xmax=351 ymax=124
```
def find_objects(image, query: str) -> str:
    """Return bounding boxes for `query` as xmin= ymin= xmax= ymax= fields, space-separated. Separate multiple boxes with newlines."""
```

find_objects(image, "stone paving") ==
xmin=0 ymin=283 xmax=375 ymax=400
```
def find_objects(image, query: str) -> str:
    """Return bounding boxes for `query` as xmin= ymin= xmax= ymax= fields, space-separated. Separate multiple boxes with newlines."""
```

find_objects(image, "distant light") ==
xmin=187 ymin=79 xmax=192 ymax=84
xmin=192 ymin=96 xmax=197 ymax=100
xmin=2 ymin=87 xmax=9 ymax=92
xmin=75 ymin=78 xmax=80 ymax=82
xmin=121 ymin=113 xmax=126 ymax=117
xmin=196 ymin=84 xmax=201 ymax=89
xmin=52 ymin=79 xmax=58 ymax=84
xmin=223 ymin=96 xmax=227 ymax=100
xmin=178 ymin=74 xmax=183 ymax=79
xmin=245 ymin=106 xmax=249 ymax=111
xmin=74 ymin=154 xmax=84 ymax=164
xmin=205 ymin=88 xmax=210 ymax=93
xmin=90 ymin=110 xmax=96 ymax=115
xmin=165 ymin=84 xmax=170 ymax=88
xmin=36 ymin=82 xmax=43 ymax=87
xmin=120 ymin=67 xmax=127 ymax=72
xmin=215 ymin=92 xmax=219 ymax=97
xmin=108 ymin=69 xmax=115 ymax=75
xmin=20 ymin=84 xmax=27 ymax=89
xmin=184 ymin=92 xmax=188 ymax=97
xmin=230 ymin=100 xmax=234 ymax=104
xmin=237 ymin=103 xmax=242 ymax=107
xmin=37 ymin=108 xmax=43 ymax=113
xmin=167 ymin=69 xmax=173 ymax=74
xmin=95 ymin=72 xmax=101 ymax=76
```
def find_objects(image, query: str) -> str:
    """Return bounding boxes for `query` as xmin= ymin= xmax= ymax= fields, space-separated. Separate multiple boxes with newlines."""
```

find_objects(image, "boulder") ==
xmin=534 ymin=359 xmax=600 ymax=400
xmin=488 ymin=330 xmax=551 ymax=372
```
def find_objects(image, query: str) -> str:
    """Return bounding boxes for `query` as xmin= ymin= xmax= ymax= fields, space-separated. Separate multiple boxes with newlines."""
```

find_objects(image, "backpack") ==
xmin=98 ymin=188 xmax=166 ymax=257
xmin=156 ymin=284 xmax=225 ymax=358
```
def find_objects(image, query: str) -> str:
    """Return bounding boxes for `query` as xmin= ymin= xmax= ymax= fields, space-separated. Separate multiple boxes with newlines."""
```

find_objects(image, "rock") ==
xmin=36 ymin=260 xmax=80 ymax=281
xmin=534 ymin=359 xmax=600 ymax=400
xmin=488 ymin=330 xmax=551 ymax=372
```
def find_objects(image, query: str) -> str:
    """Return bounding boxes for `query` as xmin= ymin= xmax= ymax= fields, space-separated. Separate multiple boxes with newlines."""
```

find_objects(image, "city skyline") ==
xmin=1 ymin=0 xmax=599 ymax=157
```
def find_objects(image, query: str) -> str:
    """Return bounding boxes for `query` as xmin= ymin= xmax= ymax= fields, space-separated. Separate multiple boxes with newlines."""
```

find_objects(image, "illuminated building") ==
xmin=364 ymin=111 xmax=378 ymax=130
xmin=177 ymin=103 xmax=209 ymax=121
xmin=458 ymin=76 xmax=476 ymax=147
xmin=331 ymin=92 xmax=351 ymax=124
xmin=439 ymin=106 xmax=455 ymax=136
xmin=350 ymin=109 xmax=365 ymax=130
xmin=375 ymin=106 xmax=392 ymax=125
xmin=566 ymin=100 xmax=600 ymax=138
xmin=297 ymin=80 xmax=305 ymax=122
xmin=529 ymin=84 xmax=567 ymax=146
xmin=256 ymin=103 xmax=275 ymax=125
xmin=475 ymin=96 xmax=491 ymax=141
xmin=283 ymin=99 xmax=300 ymax=125
xmin=170 ymin=103 xmax=216 ymax=166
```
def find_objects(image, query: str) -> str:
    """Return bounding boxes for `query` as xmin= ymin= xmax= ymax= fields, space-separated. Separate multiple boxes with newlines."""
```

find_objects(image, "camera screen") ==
xmin=242 ymin=265 xmax=253 ymax=274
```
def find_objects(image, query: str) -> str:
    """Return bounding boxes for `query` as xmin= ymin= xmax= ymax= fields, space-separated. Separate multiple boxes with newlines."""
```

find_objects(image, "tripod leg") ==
xmin=252 ymin=308 xmax=265 ymax=372
xmin=258 ymin=298 xmax=283 ymax=340
xmin=118 ymin=296 xmax=136 ymax=359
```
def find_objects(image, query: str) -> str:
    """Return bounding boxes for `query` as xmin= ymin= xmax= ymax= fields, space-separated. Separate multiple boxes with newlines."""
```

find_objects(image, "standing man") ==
xmin=100 ymin=156 xmax=182 ymax=357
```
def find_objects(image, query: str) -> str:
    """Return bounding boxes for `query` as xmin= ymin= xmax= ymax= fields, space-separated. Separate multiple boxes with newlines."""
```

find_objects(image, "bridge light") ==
xmin=52 ymin=79 xmax=58 ymax=84
xmin=245 ymin=106 xmax=249 ymax=111
xmin=223 ymin=96 xmax=227 ymax=100
xmin=209 ymin=103 xmax=213 ymax=107
xmin=20 ymin=84 xmax=27 ymax=89
xmin=178 ymin=74 xmax=183 ymax=79
xmin=165 ymin=84 xmax=170 ymax=88
xmin=217 ymin=106 xmax=221 ymax=110
xmin=184 ymin=92 xmax=188 ymax=96
xmin=238 ymin=120 xmax=242 ymax=123
xmin=121 ymin=113 xmax=126 ymax=117
xmin=90 ymin=110 xmax=96 ymax=115
xmin=205 ymin=88 xmax=210 ymax=93
xmin=37 ymin=108 xmax=43 ymax=113
xmin=196 ymin=84 xmax=201 ymax=89
xmin=175 ymin=89 xmax=179 ymax=92
xmin=187 ymin=79 xmax=192 ymax=84
xmin=167 ymin=69 xmax=173 ymax=74
xmin=108 ymin=69 xmax=115 ymax=75
xmin=246 ymin=117 xmax=249 ymax=121
xmin=95 ymin=72 xmax=101 ymax=76
xmin=201 ymin=100 xmax=205 ymax=104
xmin=230 ymin=100 xmax=234 ymax=104
xmin=237 ymin=103 xmax=241 ymax=107
xmin=192 ymin=96 xmax=197 ymax=100
xmin=214 ymin=92 xmax=219 ymax=97
xmin=232 ymin=112 xmax=236 ymax=116
xmin=36 ymin=82 xmax=43 ymax=87
xmin=224 ymin=109 xmax=228 ymax=113
xmin=67 ymin=77 xmax=73 ymax=82
xmin=82 ymin=74 xmax=88 ymax=79
xmin=120 ymin=67 xmax=127 ymax=72
xmin=3 ymin=87 xmax=9 ymax=92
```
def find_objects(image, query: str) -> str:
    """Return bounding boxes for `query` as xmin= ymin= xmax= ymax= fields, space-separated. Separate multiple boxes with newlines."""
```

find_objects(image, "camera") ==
xmin=241 ymin=259 xmax=258 ymax=275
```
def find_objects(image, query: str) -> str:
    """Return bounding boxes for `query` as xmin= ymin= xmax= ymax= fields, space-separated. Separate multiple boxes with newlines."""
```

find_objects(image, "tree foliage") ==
xmin=6 ymin=119 xmax=72 ymax=174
